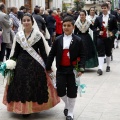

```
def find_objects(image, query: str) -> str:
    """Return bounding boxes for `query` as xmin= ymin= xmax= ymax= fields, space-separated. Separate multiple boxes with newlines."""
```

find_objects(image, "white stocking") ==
xmin=98 ymin=57 xmax=104 ymax=70
xmin=61 ymin=95 xmax=68 ymax=109
xmin=68 ymin=97 xmax=76 ymax=118
xmin=106 ymin=56 xmax=110 ymax=66
xmin=117 ymin=40 xmax=119 ymax=47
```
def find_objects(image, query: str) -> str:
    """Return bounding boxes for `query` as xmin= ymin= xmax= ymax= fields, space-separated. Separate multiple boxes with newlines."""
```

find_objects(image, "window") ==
xmin=24 ymin=0 xmax=31 ymax=13
xmin=45 ymin=0 xmax=49 ymax=9
xmin=0 ymin=0 xmax=5 ymax=3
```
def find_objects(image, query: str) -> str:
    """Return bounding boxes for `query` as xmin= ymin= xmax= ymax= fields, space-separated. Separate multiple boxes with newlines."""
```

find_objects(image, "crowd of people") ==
xmin=0 ymin=0 xmax=120 ymax=120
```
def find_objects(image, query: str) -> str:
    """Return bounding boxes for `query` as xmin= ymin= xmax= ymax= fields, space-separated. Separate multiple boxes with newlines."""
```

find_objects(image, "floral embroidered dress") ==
xmin=3 ymin=29 xmax=60 ymax=114
xmin=74 ymin=18 xmax=98 ymax=68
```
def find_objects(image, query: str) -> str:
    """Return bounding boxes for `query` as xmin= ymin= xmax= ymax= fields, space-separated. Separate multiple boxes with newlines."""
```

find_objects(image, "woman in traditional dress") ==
xmin=87 ymin=7 xmax=98 ymax=47
xmin=3 ymin=13 xmax=60 ymax=117
xmin=87 ymin=7 xmax=98 ymax=24
xmin=74 ymin=10 xmax=98 ymax=68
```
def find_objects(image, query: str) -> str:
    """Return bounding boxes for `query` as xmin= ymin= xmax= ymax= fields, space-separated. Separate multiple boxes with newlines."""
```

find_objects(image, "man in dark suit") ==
xmin=17 ymin=6 xmax=26 ymax=21
xmin=106 ymin=1 xmax=118 ymax=60
xmin=46 ymin=10 xmax=56 ymax=46
xmin=32 ymin=7 xmax=46 ymax=34
xmin=106 ymin=1 xmax=118 ymax=19
xmin=94 ymin=3 xmax=118 ymax=75
xmin=99 ymin=1 xmax=118 ymax=61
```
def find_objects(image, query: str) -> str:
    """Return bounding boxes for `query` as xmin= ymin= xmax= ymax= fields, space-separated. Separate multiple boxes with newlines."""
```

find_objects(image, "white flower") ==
xmin=4 ymin=60 xmax=16 ymax=70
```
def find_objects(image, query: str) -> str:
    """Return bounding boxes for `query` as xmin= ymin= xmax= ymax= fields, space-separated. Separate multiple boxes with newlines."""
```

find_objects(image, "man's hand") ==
xmin=109 ymin=32 xmax=113 ymax=37
xmin=47 ymin=70 xmax=53 ymax=74
xmin=77 ymin=72 xmax=83 ymax=77
xmin=99 ymin=31 xmax=103 ymax=35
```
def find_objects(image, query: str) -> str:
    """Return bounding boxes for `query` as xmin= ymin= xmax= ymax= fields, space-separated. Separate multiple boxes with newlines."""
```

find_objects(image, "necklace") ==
xmin=24 ymin=28 xmax=33 ymax=40
xmin=80 ymin=20 xmax=86 ymax=25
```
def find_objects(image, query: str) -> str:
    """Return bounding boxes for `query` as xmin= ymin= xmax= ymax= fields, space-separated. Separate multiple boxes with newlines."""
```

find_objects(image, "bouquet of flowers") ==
xmin=72 ymin=57 xmax=86 ymax=96
xmin=0 ymin=59 xmax=16 ymax=83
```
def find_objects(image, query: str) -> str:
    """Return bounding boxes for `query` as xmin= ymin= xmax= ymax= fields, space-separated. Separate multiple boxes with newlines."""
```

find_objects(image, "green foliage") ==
xmin=62 ymin=3 xmax=67 ymax=12
xmin=73 ymin=0 xmax=85 ymax=11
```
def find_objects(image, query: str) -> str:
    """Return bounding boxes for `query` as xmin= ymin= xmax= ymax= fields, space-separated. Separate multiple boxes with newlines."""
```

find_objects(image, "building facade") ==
xmin=84 ymin=0 xmax=107 ymax=11
xmin=0 ymin=0 xmax=62 ymax=11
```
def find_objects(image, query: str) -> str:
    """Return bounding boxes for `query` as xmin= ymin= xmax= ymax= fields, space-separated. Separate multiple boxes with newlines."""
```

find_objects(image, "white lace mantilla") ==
xmin=87 ymin=15 xmax=98 ymax=24
xmin=16 ymin=29 xmax=41 ymax=47
xmin=16 ymin=30 xmax=45 ymax=69
xmin=75 ymin=18 xmax=91 ymax=33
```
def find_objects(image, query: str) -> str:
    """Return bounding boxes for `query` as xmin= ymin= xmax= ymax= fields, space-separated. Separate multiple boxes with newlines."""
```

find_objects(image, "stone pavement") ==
xmin=0 ymin=48 xmax=120 ymax=120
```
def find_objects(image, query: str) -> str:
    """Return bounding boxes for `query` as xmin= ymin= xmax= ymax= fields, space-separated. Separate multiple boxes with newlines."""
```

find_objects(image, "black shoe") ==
xmin=66 ymin=116 xmax=73 ymax=120
xmin=97 ymin=69 xmax=103 ymax=75
xmin=106 ymin=66 xmax=110 ymax=72
xmin=64 ymin=109 xmax=68 ymax=116
xmin=111 ymin=55 xmax=113 ymax=61
xmin=104 ymin=58 xmax=106 ymax=63
xmin=22 ymin=114 xmax=31 ymax=118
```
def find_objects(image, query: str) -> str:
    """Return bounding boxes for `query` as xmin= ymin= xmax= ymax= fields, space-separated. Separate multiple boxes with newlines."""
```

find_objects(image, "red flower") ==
xmin=72 ymin=57 xmax=80 ymax=65
xmin=77 ymin=57 xmax=80 ymax=61
xmin=72 ymin=61 xmax=77 ymax=65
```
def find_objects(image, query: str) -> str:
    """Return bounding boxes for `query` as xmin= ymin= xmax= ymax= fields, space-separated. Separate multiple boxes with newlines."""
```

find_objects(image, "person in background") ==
xmin=39 ymin=7 xmax=44 ymax=18
xmin=32 ymin=7 xmax=46 ymax=35
xmin=94 ymin=3 xmax=117 ymax=75
xmin=9 ymin=7 xmax=20 ymax=34
xmin=87 ymin=7 xmax=98 ymax=47
xmin=44 ymin=10 xmax=49 ymax=23
xmin=63 ymin=10 xmax=73 ymax=19
xmin=73 ymin=11 xmax=79 ymax=21
xmin=0 ymin=3 xmax=11 ymax=62
xmin=46 ymin=10 xmax=56 ymax=46
xmin=106 ymin=1 xmax=118 ymax=61
xmin=0 ymin=26 xmax=3 ymax=52
xmin=53 ymin=10 xmax=63 ymax=37
xmin=26 ymin=7 xmax=31 ymax=14
xmin=74 ymin=10 xmax=98 ymax=69
xmin=116 ymin=8 xmax=120 ymax=48
xmin=17 ymin=6 xmax=26 ymax=20
xmin=6 ymin=25 xmax=15 ymax=60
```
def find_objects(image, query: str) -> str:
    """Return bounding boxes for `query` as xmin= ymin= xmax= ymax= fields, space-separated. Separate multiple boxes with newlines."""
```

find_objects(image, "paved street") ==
xmin=0 ymin=48 xmax=120 ymax=120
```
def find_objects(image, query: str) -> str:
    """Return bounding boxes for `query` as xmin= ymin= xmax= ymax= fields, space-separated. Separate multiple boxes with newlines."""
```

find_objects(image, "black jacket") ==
xmin=46 ymin=15 xmax=56 ymax=29
xmin=17 ymin=11 xmax=24 ymax=20
xmin=94 ymin=14 xmax=118 ymax=37
xmin=32 ymin=14 xmax=46 ymax=32
xmin=46 ymin=34 xmax=86 ymax=72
